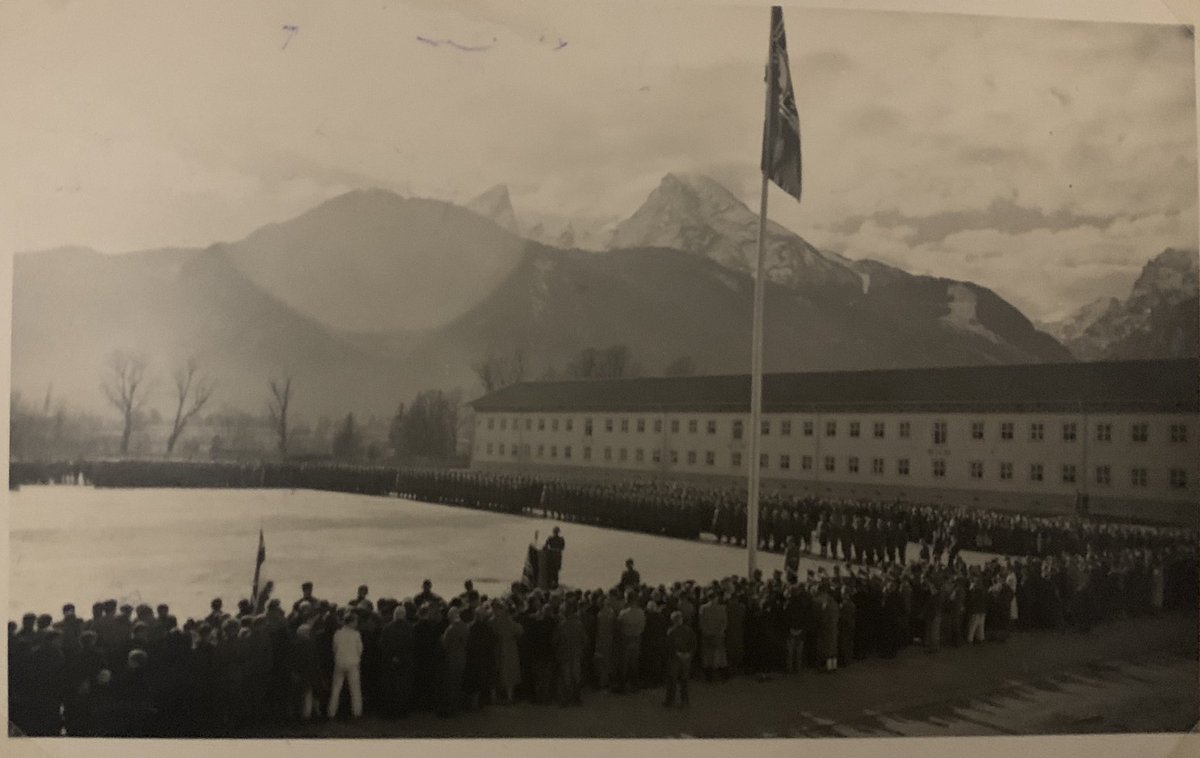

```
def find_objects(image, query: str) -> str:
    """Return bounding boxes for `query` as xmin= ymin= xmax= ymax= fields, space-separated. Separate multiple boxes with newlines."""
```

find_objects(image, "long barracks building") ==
xmin=467 ymin=359 xmax=1200 ymax=525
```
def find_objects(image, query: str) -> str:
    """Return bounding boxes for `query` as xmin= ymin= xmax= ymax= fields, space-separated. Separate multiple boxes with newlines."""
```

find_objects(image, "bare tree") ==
xmin=101 ymin=350 xmax=150 ymax=455
xmin=165 ymin=358 xmax=215 ymax=457
xmin=267 ymin=374 xmax=294 ymax=456
xmin=472 ymin=348 xmax=527 ymax=393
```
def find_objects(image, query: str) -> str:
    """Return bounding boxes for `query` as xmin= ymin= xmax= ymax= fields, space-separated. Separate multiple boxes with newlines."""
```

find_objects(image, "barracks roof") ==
xmin=469 ymin=359 xmax=1200 ymax=415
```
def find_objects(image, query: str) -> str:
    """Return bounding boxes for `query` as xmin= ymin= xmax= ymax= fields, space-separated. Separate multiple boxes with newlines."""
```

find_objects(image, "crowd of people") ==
xmin=9 ymin=459 xmax=1199 ymax=736
xmin=11 ymin=461 xmax=1197 ymax=559
xmin=10 ymin=535 xmax=1198 ymax=737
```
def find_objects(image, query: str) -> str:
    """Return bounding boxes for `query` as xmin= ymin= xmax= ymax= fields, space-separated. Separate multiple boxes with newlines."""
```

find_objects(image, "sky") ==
xmin=1 ymin=0 xmax=1196 ymax=322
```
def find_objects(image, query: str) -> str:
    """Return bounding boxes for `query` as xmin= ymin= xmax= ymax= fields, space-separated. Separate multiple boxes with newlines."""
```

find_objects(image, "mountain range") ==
xmin=17 ymin=172 xmax=1176 ymax=424
xmin=1040 ymin=248 xmax=1199 ymax=361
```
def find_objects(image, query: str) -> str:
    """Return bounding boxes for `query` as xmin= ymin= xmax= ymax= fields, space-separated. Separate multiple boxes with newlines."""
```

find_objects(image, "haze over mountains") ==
xmin=1040 ymin=248 xmax=1199 ymax=361
xmin=13 ymin=172 xmax=1187 ymax=423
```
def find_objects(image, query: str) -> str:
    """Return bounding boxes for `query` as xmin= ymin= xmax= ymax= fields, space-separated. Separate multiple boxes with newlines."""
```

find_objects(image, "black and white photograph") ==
xmin=3 ymin=0 xmax=1199 ymax=748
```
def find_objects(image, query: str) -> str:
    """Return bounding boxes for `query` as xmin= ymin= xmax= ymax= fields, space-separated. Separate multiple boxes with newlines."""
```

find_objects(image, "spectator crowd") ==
xmin=10 ymin=513 xmax=1198 ymax=737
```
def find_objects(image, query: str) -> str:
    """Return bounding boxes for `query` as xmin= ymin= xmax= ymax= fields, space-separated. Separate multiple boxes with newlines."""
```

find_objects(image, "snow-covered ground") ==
xmin=8 ymin=486 xmax=807 ymax=620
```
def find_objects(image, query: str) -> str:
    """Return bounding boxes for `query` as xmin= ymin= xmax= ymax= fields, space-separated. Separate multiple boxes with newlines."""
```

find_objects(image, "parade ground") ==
xmin=7 ymin=484 xmax=922 ymax=619
xmin=8 ymin=485 xmax=1199 ymax=738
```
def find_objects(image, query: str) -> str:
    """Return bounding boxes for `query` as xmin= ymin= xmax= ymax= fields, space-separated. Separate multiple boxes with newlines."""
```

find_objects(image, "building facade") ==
xmin=468 ymin=360 xmax=1200 ymax=525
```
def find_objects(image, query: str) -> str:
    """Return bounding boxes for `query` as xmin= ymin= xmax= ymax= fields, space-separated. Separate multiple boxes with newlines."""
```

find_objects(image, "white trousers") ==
xmin=328 ymin=664 xmax=363 ymax=718
xmin=967 ymin=613 xmax=986 ymax=643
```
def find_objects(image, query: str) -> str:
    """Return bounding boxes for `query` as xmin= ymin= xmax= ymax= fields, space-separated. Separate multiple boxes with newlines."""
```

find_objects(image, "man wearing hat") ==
xmin=619 ymin=559 xmax=640 ymax=592
xmin=293 ymin=582 xmax=319 ymax=614
xmin=662 ymin=611 xmax=696 ymax=708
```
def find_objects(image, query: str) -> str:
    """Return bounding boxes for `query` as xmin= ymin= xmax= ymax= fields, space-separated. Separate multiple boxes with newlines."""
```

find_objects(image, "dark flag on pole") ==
xmin=521 ymin=531 xmax=539 ymax=588
xmin=761 ymin=6 xmax=802 ymax=201
xmin=251 ymin=528 xmax=266 ymax=610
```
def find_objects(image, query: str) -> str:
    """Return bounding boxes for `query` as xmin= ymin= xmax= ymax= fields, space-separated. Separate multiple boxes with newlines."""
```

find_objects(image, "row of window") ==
xmin=479 ymin=442 xmax=1189 ymax=490
xmin=482 ymin=416 xmax=1188 ymax=445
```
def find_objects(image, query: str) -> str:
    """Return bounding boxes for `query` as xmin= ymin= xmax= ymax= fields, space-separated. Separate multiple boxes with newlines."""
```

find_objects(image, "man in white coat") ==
xmin=329 ymin=612 xmax=364 ymax=719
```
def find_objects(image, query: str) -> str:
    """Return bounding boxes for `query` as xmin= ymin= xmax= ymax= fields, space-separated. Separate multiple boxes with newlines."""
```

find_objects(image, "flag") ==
xmin=251 ymin=528 xmax=266 ymax=611
xmin=761 ymin=6 xmax=802 ymax=201
xmin=522 ymin=543 xmax=539 ymax=588
xmin=521 ymin=530 xmax=540 ymax=587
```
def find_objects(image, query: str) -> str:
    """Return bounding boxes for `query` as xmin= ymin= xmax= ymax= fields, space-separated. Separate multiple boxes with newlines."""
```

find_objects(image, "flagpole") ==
xmin=748 ymin=16 xmax=775 ymax=579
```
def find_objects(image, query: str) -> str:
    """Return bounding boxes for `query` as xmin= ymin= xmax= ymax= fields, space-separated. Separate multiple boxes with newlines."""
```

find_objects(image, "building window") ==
xmin=688 ymin=420 xmax=698 ymax=434
xmin=1170 ymin=469 xmax=1187 ymax=489
xmin=487 ymin=418 xmax=495 ymax=431
xmin=849 ymin=421 xmax=860 ymax=438
xmin=584 ymin=418 xmax=592 ymax=436
xmin=583 ymin=446 xmax=591 ymax=461
xmin=652 ymin=448 xmax=661 ymax=464
xmin=636 ymin=418 xmax=645 ymax=433
xmin=761 ymin=419 xmax=770 ymax=436
xmin=705 ymin=451 xmax=715 ymax=467
xmin=825 ymin=421 xmax=837 ymax=438
xmin=1095 ymin=423 xmax=1110 ymax=442
xmin=1130 ymin=423 xmax=1149 ymax=442
xmin=732 ymin=420 xmax=744 ymax=440
xmin=870 ymin=457 xmax=883 ymax=475
xmin=687 ymin=450 xmax=697 ymax=465
xmin=1170 ymin=424 xmax=1188 ymax=443
xmin=551 ymin=418 xmax=559 ymax=432
xmin=513 ymin=446 xmax=520 ymax=458
xmin=604 ymin=447 xmax=612 ymax=461
xmin=781 ymin=420 xmax=792 ymax=436
xmin=932 ymin=459 xmax=946 ymax=478
xmin=486 ymin=442 xmax=494 ymax=455
xmin=824 ymin=456 xmax=836 ymax=473
xmin=1062 ymin=423 xmax=1076 ymax=442
xmin=619 ymin=448 xmax=628 ymax=462
xmin=498 ymin=443 xmax=506 ymax=456
xmin=1131 ymin=467 xmax=1148 ymax=487
xmin=500 ymin=418 xmax=507 ymax=431
xmin=971 ymin=421 xmax=984 ymax=440
xmin=634 ymin=448 xmax=644 ymax=463
xmin=526 ymin=419 xmax=532 ymax=431
xmin=898 ymin=458 xmax=910 ymax=476
xmin=565 ymin=418 xmax=573 ymax=432
xmin=550 ymin=445 xmax=558 ymax=458
xmin=760 ymin=453 xmax=769 ymax=469
xmin=707 ymin=420 xmax=717 ymax=435
xmin=932 ymin=421 xmax=948 ymax=445
xmin=1030 ymin=423 xmax=1044 ymax=442
xmin=670 ymin=419 xmax=680 ymax=434
xmin=1061 ymin=464 xmax=1076 ymax=484
xmin=874 ymin=421 xmax=885 ymax=439
xmin=801 ymin=455 xmax=813 ymax=471
xmin=848 ymin=456 xmax=859 ymax=473
xmin=537 ymin=444 xmax=544 ymax=457
xmin=732 ymin=452 xmax=743 ymax=468
xmin=620 ymin=419 xmax=629 ymax=433
xmin=899 ymin=422 xmax=911 ymax=439
xmin=969 ymin=461 xmax=983 ymax=479
xmin=999 ymin=462 xmax=1013 ymax=480
xmin=1030 ymin=463 xmax=1043 ymax=482
xmin=669 ymin=450 xmax=678 ymax=464
xmin=653 ymin=419 xmax=662 ymax=433
xmin=1000 ymin=422 xmax=1013 ymax=440
xmin=780 ymin=454 xmax=791 ymax=470
xmin=605 ymin=419 xmax=613 ymax=433
xmin=564 ymin=446 xmax=572 ymax=459
xmin=803 ymin=421 xmax=814 ymax=437
xmin=1095 ymin=465 xmax=1110 ymax=485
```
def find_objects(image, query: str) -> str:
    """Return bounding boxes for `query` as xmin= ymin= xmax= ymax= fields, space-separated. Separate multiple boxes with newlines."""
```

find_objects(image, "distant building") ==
xmin=468 ymin=359 xmax=1200 ymax=525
